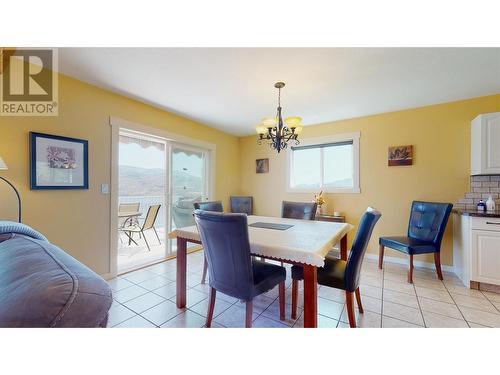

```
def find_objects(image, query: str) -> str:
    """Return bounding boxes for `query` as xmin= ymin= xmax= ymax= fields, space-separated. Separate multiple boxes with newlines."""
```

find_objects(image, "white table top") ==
xmin=169 ymin=215 xmax=353 ymax=267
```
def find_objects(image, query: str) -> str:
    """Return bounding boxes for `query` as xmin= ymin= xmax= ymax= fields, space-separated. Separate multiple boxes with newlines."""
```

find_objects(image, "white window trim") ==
xmin=286 ymin=131 xmax=360 ymax=194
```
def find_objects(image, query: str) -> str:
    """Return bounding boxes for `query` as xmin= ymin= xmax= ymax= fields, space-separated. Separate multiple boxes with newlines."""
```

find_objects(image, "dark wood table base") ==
xmin=175 ymin=234 xmax=348 ymax=328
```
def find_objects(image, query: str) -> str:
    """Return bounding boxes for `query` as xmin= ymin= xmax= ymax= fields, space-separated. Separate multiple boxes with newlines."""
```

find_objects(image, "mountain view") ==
xmin=119 ymin=165 xmax=202 ymax=197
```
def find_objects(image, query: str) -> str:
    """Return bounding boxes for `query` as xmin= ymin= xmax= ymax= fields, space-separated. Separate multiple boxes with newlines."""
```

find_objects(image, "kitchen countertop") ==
xmin=453 ymin=208 xmax=500 ymax=218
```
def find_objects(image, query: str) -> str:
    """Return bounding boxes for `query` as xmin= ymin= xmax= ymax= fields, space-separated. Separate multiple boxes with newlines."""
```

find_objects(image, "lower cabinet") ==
xmin=453 ymin=214 xmax=500 ymax=288
xmin=471 ymin=229 xmax=500 ymax=285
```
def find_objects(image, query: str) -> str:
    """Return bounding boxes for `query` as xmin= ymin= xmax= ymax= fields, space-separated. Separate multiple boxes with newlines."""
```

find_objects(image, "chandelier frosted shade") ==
xmin=255 ymin=124 xmax=267 ymax=135
xmin=262 ymin=117 xmax=278 ymax=128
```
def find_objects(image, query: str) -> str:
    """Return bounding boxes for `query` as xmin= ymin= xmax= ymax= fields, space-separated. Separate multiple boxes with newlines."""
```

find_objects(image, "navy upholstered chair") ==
xmin=378 ymin=201 xmax=452 ymax=283
xmin=230 ymin=196 xmax=253 ymax=215
xmin=281 ymin=201 xmax=317 ymax=220
xmin=193 ymin=201 xmax=223 ymax=284
xmin=194 ymin=210 xmax=286 ymax=328
xmin=193 ymin=201 xmax=224 ymax=212
xmin=290 ymin=208 xmax=381 ymax=327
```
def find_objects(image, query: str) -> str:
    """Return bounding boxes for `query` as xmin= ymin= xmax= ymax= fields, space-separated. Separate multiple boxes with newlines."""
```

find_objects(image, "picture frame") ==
xmin=388 ymin=145 xmax=413 ymax=166
xmin=30 ymin=132 xmax=89 ymax=189
xmin=256 ymin=158 xmax=269 ymax=173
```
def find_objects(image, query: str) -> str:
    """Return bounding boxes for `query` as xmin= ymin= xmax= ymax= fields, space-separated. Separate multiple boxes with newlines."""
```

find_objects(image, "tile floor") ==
xmin=107 ymin=250 xmax=500 ymax=328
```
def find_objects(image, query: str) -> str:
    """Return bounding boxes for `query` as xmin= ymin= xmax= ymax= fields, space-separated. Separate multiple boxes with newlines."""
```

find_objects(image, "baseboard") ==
xmin=364 ymin=253 xmax=455 ymax=274
xmin=100 ymin=273 xmax=114 ymax=281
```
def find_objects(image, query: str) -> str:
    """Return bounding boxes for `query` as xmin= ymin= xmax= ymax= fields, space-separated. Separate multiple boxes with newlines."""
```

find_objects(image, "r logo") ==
xmin=0 ymin=48 xmax=58 ymax=116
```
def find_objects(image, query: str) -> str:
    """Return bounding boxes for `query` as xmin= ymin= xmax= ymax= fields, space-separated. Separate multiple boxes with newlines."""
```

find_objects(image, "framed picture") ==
xmin=30 ymin=132 xmax=89 ymax=189
xmin=256 ymin=158 xmax=269 ymax=173
xmin=388 ymin=145 xmax=413 ymax=166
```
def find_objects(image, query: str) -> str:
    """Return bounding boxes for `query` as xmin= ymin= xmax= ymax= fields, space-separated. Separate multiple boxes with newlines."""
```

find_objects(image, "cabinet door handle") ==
xmin=486 ymin=222 xmax=500 ymax=225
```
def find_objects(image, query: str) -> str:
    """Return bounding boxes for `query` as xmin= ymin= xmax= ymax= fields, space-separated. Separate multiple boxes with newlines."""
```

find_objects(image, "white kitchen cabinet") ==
xmin=453 ymin=214 xmax=500 ymax=287
xmin=471 ymin=229 xmax=500 ymax=285
xmin=471 ymin=112 xmax=500 ymax=175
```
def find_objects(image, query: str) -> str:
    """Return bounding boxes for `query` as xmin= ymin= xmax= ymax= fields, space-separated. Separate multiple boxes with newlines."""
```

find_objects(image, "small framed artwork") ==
xmin=30 ymin=132 xmax=89 ymax=189
xmin=256 ymin=158 xmax=269 ymax=173
xmin=388 ymin=145 xmax=413 ymax=166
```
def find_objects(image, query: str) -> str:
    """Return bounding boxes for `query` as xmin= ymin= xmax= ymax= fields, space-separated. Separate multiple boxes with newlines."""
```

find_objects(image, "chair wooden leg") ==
xmin=245 ymin=301 xmax=253 ymax=328
xmin=205 ymin=287 xmax=216 ymax=328
xmin=355 ymin=287 xmax=363 ymax=314
xmin=291 ymin=279 xmax=298 ymax=320
xmin=407 ymin=254 xmax=414 ymax=283
xmin=378 ymin=244 xmax=385 ymax=269
xmin=201 ymin=257 xmax=208 ymax=284
xmin=434 ymin=252 xmax=444 ymax=280
xmin=279 ymin=281 xmax=285 ymax=321
xmin=345 ymin=291 xmax=356 ymax=328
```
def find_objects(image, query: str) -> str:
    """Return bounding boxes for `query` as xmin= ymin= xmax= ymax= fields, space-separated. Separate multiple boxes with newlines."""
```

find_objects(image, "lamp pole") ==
xmin=0 ymin=176 xmax=22 ymax=223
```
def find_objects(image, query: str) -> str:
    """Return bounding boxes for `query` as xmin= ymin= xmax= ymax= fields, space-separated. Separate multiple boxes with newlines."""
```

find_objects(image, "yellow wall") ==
xmin=0 ymin=72 xmax=241 ymax=275
xmin=239 ymin=95 xmax=500 ymax=266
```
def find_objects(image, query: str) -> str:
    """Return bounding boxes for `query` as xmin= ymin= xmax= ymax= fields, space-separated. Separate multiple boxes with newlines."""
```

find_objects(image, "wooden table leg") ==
xmin=303 ymin=264 xmax=318 ymax=328
xmin=340 ymin=234 xmax=348 ymax=261
xmin=176 ymin=237 xmax=187 ymax=308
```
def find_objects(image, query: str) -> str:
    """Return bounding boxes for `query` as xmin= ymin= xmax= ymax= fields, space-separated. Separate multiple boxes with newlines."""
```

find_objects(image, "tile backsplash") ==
xmin=455 ymin=175 xmax=500 ymax=210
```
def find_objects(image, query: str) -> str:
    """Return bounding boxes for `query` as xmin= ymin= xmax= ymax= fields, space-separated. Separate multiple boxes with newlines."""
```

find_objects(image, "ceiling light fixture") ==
xmin=256 ymin=82 xmax=303 ymax=154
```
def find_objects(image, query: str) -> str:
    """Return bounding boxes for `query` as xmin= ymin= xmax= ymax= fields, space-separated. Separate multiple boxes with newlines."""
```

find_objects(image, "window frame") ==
xmin=286 ymin=131 xmax=360 ymax=194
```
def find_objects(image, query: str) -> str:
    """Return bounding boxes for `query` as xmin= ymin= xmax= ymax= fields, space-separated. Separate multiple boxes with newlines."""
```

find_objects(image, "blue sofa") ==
xmin=0 ymin=221 xmax=112 ymax=327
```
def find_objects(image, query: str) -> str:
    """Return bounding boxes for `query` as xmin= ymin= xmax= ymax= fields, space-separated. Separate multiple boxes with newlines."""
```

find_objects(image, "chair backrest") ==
xmin=281 ymin=201 xmax=317 ymax=220
xmin=407 ymin=201 xmax=453 ymax=247
xmin=193 ymin=201 xmax=224 ymax=212
xmin=230 ymin=196 xmax=253 ymax=215
xmin=119 ymin=203 xmax=140 ymax=213
xmin=194 ymin=210 xmax=254 ymax=301
xmin=142 ymin=204 xmax=161 ymax=230
xmin=345 ymin=208 xmax=382 ymax=292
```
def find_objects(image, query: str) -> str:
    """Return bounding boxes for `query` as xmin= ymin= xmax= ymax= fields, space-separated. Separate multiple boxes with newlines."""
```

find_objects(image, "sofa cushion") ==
xmin=0 ymin=234 xmax=112 ymax=327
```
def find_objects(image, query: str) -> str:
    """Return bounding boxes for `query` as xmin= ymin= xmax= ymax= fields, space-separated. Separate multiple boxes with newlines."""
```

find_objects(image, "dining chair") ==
xmin=194 ymin=210 xmax=286 ymax=328
xmin=193 ymin=201 xmax=224 ymax=284
xmin=378 ymin=201 xmax=452 ymax=283
xmin=119 ymin=204 xmax=161 ymax=251
xmin=281 ymin=201 xmax=317 ymax=220
xmin=290 ymin=208 xmax=382 ymax=327
xmin=230 ymin=196 xmax=253 ymax=215
xmin=279 ymin=201 xmax=317 ymax=265
xmin=193 ymin=201 xmax=224 ymax=212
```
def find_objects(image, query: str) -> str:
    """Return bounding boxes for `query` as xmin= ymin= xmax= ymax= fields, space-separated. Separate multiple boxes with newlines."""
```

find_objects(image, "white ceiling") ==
xmin=58 ymin=48 xmax=500 ymax=136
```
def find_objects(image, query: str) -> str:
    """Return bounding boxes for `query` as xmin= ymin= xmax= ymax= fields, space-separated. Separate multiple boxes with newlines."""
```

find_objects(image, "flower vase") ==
xmin=317 ymin=204 xmax=325 ymax=215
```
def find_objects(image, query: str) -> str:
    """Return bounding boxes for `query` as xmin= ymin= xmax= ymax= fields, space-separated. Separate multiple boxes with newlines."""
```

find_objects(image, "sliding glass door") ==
xmin=169 ymin=144 xmax=210 ymax=252
xmin=116 ymin=129 xmax=211 ymax=273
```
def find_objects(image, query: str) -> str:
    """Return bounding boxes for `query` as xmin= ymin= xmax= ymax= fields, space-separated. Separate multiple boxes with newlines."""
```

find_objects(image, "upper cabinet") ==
xmin=471 ymin=112 xmax=500 ymax=175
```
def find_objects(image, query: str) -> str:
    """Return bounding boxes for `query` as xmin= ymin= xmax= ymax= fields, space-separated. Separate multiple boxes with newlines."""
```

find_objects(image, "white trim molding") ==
xmin=285 ymin=131 xmax=360 ymax=194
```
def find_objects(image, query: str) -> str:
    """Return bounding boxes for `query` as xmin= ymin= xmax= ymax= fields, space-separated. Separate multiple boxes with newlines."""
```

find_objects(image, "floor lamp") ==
xmin=0 ymin=156 xmax=22 ymax=223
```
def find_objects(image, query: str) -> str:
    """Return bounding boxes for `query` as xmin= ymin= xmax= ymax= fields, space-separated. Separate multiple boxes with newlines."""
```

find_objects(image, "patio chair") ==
xmin=119 ymin=204 xmax=161 ymax=251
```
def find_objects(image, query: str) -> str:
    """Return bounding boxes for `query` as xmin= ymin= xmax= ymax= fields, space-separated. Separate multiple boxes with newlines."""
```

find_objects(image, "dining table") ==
xmin=168 ymin=215 xmax=353 ymax=328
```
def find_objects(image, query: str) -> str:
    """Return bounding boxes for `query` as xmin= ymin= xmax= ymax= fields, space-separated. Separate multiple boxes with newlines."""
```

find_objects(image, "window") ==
xmin=287 ymin=132 xmax=360 ymax=193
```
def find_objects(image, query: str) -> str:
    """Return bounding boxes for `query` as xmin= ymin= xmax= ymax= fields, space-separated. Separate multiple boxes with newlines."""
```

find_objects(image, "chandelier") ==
xmin=256 ymin=82 xmax=303 ymax=154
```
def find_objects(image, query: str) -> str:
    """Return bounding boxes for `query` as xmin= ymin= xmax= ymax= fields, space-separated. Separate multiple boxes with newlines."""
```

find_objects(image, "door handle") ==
xmin=486 ymin=222 xmax=500 ymax=225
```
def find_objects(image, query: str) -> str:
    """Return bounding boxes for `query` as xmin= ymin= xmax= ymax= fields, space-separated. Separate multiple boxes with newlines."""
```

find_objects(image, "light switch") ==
xmin=101 ymin=184 xmax=109 ymax=194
